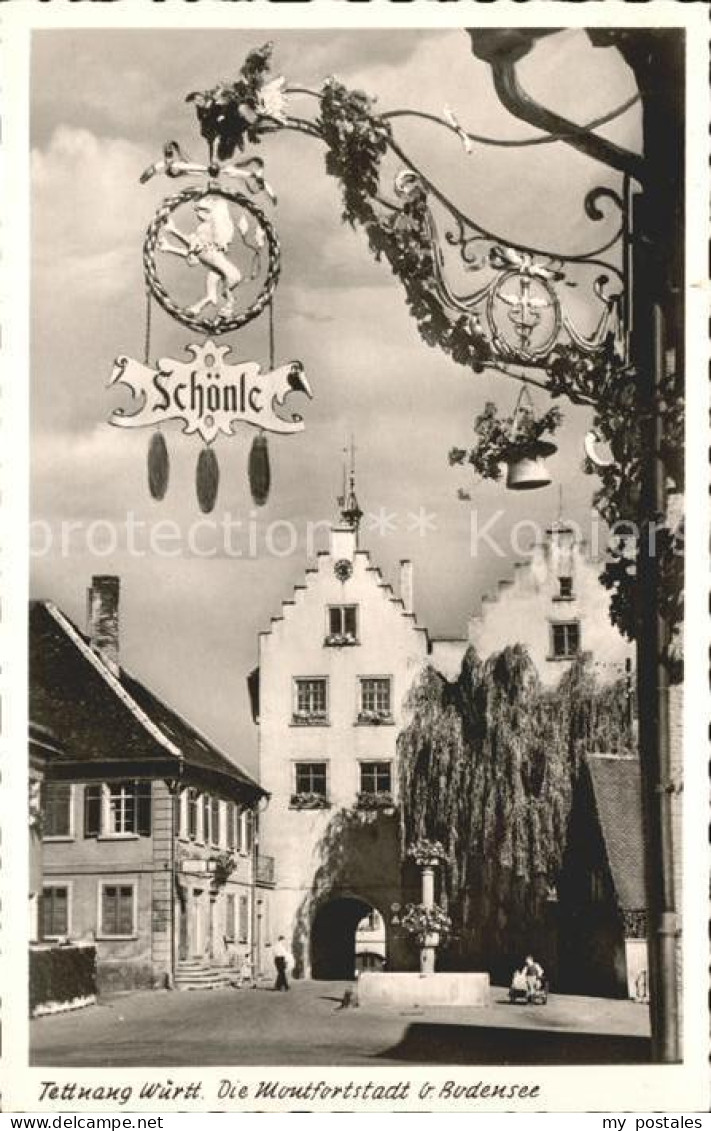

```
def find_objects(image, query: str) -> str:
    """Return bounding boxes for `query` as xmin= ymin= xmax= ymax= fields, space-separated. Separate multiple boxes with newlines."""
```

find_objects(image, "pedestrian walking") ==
xmin=273 ymin=935 xmax=291 ymax=991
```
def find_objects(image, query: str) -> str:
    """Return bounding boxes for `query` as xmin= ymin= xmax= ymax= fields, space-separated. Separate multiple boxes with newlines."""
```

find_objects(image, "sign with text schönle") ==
xmin=109 ymin=339 xmax=311 ymax=445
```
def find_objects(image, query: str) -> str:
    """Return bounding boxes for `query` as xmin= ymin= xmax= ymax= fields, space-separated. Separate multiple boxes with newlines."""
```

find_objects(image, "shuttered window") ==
xmin=42 ymin=783 xmax=73 ymax=838
xmin=100 ymin=884 xmax=135 ymax=937
xmin=188 ymin=789 xmax=199 ymax=840
xmin=83 ymin=783 xmax=150 ymax=837
xmin=41 ymin=886 xmax=69 ymax=938
xmin=210 ymin=798 xmax=221 ymax=846
xmin=238 ymin=895 xmax=249 ymax=944
xmin=226 ymin=893 xmax=236 ymax=939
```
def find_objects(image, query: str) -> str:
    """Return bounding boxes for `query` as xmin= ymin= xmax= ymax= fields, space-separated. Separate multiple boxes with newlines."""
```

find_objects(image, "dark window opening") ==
xmin=42 ymin=782 xmax=72 ymax=838
xmin=551 ymin=621 xmax=580 ymax=658
xmin=295 ymin=762 xmax=328 ymax=797
xmin=359 ymin=761 xmax=392 ymax=795
xmin=558 ymin=576 xmax=574 ymax=599
xmin=41 ymin=886 xmax=69 ymax=938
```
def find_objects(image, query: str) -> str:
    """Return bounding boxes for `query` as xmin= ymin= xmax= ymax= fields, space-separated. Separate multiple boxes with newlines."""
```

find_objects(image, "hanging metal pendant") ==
xmin=248 ymin=432 xmax=271 ymax=507
xmin=147 ymin=431 xmax=170 ymax=501
xmin=196 ymin=447 xmax=220 ymax=513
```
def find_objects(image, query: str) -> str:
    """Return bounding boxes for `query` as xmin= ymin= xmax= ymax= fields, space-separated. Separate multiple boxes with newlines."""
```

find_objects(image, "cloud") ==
xmin=33 ymin=127 xmax=152 ymax=289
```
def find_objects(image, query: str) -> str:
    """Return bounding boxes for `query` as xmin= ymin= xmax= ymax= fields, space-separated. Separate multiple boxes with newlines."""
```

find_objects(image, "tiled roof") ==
xmin=30 ymin=600 xmax=263 ymax=800
xmin=587 ymin=754 xmax=645 ymax=911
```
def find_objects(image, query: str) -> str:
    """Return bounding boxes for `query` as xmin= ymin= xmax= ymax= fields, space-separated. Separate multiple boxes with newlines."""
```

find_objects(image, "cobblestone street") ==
xmin=31 ymin=980 xmax=651 ymax=1067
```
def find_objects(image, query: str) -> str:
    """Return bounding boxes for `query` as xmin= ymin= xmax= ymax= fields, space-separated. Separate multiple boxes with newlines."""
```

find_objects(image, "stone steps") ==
xmin=174 ymin=960 xmax=235 ymax=991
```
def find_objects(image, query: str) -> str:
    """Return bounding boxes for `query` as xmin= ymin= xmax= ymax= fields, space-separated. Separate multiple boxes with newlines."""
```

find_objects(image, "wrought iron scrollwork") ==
xmin=392 ymin=170 xmax=629 ymax=370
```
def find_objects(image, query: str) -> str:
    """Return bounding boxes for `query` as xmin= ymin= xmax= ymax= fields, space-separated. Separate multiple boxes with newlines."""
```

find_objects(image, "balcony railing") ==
xmin=256 ymin=854 xmax=276 ymax=887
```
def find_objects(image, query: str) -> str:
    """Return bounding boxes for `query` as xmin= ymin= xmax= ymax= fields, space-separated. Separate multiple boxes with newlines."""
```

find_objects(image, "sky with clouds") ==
xmin=30 ymin=26 xmax=641 ymax=776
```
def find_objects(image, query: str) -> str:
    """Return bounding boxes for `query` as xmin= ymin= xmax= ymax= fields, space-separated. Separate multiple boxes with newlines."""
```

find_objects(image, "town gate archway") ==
xmin=310 ymin=894 xmax=385 ymax=980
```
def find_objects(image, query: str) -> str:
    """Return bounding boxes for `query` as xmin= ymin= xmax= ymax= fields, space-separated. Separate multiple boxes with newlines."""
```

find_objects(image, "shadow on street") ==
xmin=377 ymin=1022 xmax=651 ymax=1065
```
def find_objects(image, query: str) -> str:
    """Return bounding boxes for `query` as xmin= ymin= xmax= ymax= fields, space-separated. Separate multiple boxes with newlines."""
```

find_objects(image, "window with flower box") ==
xmin=358 ymin=677 xmax=393 ymax=723
xmin=293 ymin=677 xmax=328 ymax=724
xmin=291 ymin=762 xmax=329 ymax=809
xmin=325 ymin=605 xmax=358 ymax=645
xmin=356 ymin=762 xmax=394 ymax=810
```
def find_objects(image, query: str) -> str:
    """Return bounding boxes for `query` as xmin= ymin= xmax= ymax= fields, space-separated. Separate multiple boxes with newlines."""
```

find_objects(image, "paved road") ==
xmin=31 ymin=981 xmax=651 ymax=1067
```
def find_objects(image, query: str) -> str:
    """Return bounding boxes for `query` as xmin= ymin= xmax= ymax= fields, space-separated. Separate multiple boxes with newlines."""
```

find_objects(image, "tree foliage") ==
xmin=397 ymin=646 xmax=634 ymax=972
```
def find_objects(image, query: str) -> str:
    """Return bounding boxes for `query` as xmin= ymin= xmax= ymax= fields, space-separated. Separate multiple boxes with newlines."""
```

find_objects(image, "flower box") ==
xmin=324 ymin=633 xmax=358 ymax=648
xmin=292 ymin=711 xmax=329 ymax=726
xmin=355 ymin=791 xmax=395 ymax=812
xmin=289 ymin=792 xmax=330 ymax=811
xmin=357 ymin=710 xmax=394 ymax=726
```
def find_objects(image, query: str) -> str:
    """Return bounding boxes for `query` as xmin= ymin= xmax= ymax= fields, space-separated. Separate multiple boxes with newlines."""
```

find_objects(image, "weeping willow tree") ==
xmin=398 ymin=645 xmax=633 ymax=975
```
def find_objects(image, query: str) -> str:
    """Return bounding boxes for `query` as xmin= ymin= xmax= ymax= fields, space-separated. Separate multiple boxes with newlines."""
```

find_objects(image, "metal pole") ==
xmin=633 ymin=195 xmax=681 ymax=1062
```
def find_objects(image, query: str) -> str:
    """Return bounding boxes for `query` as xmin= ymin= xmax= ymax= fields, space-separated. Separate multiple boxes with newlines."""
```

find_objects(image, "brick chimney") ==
xmin=399 ymin=559 xmax=414 ymax=614
xmin=87 ymin=576 xmax=120 ymax=676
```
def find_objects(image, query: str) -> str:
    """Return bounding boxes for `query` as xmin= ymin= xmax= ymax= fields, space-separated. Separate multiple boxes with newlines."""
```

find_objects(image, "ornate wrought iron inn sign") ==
xmin=108 ymin=71 xmax=311 ymax=512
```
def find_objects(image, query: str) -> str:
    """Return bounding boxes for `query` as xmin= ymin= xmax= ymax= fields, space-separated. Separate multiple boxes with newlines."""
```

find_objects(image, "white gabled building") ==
xmin=254 ymin=470 xmax=429 ymax=979
xmin=466 ymin=519 xmax=635 ymax=685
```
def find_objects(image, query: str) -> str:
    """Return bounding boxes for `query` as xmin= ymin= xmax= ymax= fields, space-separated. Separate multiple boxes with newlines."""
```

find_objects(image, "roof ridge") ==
xmin=44 ymin=601 xmax=182 ymax=759
xmin=123 ymin=670 xmax=260 ymax=789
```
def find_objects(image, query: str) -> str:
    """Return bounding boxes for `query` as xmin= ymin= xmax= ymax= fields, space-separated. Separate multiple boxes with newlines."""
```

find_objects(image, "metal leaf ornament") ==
xmin=248 ymin=432 xmax=271 ymax=506
xmin=147 ymin=431 xmax=170 ymax=501
xmin=196 ymin=447 xmax=220 ymax=514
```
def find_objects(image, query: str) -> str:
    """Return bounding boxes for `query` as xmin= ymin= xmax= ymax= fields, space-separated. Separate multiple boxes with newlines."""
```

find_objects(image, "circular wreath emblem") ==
xmin=143 ymin=186 xmax=281 ymax=335
xmin=334 ymin=559 xmax=353 ymax=582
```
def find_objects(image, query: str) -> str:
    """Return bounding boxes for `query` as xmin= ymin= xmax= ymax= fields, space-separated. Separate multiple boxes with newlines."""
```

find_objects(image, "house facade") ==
xmin=432 ymin=519 xmax=635 ymax=685
xmin=255 ymin=475 xmax=430 ymax=978
xmin=31 ymin=577 xmax=273 ymax=994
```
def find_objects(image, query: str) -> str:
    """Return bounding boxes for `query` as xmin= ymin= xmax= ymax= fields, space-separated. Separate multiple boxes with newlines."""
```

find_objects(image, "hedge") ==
xmin=30 ymin=944 xmax=97 ymax=1015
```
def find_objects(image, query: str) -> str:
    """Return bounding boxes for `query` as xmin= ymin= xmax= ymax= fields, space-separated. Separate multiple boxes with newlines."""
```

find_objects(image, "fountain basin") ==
xmin=358 ymin=971 xmax=490 ymax=1008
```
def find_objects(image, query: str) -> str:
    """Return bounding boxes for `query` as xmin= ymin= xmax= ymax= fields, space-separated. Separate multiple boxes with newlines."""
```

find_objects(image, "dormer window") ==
xmin=325 ymin=605 xmax=358 ymax=646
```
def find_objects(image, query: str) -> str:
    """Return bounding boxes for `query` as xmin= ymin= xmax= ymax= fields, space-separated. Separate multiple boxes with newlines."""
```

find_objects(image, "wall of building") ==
xmin=171 ymin=784 xmax=258 ymax=976
xmin=42 ymin=779 xmax=260 ymax=991
xmin=258 ymin=529 xmax=429 ymax=976
xmin=467 ymin=524 xmax=634 ymax=687
xmin=42 ymin=783 xmax=157 ymax=992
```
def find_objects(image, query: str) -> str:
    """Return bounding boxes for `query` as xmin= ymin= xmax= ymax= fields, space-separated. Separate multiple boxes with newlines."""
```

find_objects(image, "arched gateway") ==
xmin=310 ymin=895 xmax=385 ymax=980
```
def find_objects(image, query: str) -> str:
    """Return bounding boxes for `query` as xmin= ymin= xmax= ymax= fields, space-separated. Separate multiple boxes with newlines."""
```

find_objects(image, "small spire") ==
xmin=337 ymin=435 xmax=362 ymax=531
